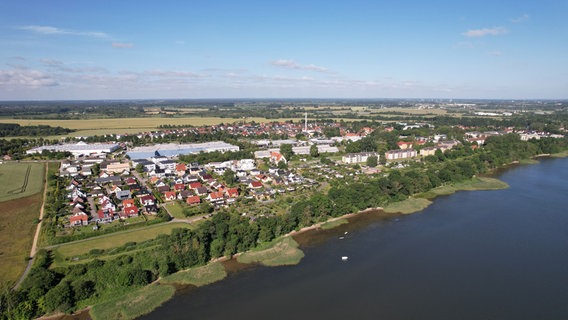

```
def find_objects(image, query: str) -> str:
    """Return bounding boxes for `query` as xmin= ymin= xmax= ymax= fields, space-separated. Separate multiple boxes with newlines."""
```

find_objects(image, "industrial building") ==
xmin=26 ymin=142 xmax=120 ymax=157
xmin=126 ymin=141 xmax=239 ymax=159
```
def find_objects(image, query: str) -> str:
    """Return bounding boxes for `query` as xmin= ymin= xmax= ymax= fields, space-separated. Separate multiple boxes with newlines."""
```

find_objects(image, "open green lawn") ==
xmin=0 ymin=162 xmax=44 ymax=202
xmin=52 ymin=222 xmax=192 ymax=263
xmin=164 ymin=202 xmax=187 ymax=219
xmin=237 ymin=236 xmax=304 ymax=267
xmin=0 ymin=193 xmax=43 ymax=283
xmin=90 ymin=283 xmax=176 ymax=320
xmin=160 ymin=262 xmax=227 ymax=286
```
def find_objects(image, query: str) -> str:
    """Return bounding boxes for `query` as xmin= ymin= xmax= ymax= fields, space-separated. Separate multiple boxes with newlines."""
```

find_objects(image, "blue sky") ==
xmin=1 ymin=0 xmax=567 ymax=100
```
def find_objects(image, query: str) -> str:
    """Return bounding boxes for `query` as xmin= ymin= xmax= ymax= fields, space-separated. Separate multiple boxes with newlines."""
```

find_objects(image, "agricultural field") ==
xmin=369 ymin=107 xmax=448 ymax=116
xmin=0 ymin=117 xmax=294 ymax=138
xmin=52 ymin=222 xmax=193 ymax=264
xmin=0 ymin=193 xmax=43 ymax=283
xmin=0 ymin=162 xmax=45 ymax=202
xmin=0 ymin=162 xmax=45 ymax=283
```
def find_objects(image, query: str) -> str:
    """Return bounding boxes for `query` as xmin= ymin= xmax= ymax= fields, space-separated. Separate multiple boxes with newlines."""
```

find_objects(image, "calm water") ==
xmin=142 ymin=158 xmax=568 ymax=320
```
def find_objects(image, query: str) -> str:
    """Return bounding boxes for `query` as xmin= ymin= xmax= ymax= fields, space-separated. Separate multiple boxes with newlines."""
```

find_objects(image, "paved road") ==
xmin=14 ymin=162 xmax=49 ymax=289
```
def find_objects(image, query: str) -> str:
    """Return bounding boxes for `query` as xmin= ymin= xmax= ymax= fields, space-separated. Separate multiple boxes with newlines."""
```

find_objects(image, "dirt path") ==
xmin=14 ymin=162 xmax=49 ymax=289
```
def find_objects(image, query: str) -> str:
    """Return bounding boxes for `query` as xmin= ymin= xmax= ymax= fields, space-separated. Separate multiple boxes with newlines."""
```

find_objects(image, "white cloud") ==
xmin=462 ymin=27 xmax=508 ymax=37
xmin=510 ymin=14 xmax=530 ymax=23
xmin=40 ymin=59 xmax=108 ymax=74
xmin=17 ymin=25 xmax=110 ymax=39
xmin=0 ymin=68 xmax=58 ymax=87
xmin=270 ymin=59 xmax=330 ymax=73
xmin=489 ymin=51 xmax=503 ymax=56
xmin=112 ymin=42 xmax=134 ymax=48
xmin=145 ymin=70 xmax=201 ymax=78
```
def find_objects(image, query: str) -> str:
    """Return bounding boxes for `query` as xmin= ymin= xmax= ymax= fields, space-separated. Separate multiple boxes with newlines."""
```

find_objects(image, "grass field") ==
xmin=90 ymin=283 xmax=176 ymax=320
xmin=383 ymin=197 xmax=433 ymax=214
xmin=0 ymin=162 xmax=45 ymax=202
xmin=370 ymin=107 xmax=448 ymax=116
xmin=417 ymin=177 xmax=509 ymax=199
xmin=0 ymin=193 xmax=43 ymax=283
xmin=0 ymin=162 xmax=45 ymax=283
xmin=160 ymin=262 xmax=227 ymax=286
xmin=52 ymin=222 xmax=192 ymax=263
xmin=164 ymin=202 xmax=187 ymax=219
xmin=237 ymin=236 xmax=304 ymax=267
xmin=0 ymin=117 xmax=293 ymax=138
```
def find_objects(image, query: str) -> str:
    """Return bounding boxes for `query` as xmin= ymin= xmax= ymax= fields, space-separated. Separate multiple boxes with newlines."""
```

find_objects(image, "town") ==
xmin=18 ymin=116 xmax=565 ymax=232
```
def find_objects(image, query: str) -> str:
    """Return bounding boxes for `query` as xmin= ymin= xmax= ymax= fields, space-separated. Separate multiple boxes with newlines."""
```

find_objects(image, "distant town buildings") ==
xmin=26 ymin=141 xmax=120 ymax=157
xmin=342 ymin=152 xmax=379 ymax=164
xmin=385 ymin=149 xmax=417 ymax=160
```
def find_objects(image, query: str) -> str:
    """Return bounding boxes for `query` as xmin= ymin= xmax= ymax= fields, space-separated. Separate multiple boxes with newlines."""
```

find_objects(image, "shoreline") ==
xmin=57 ymin=155 xmax=567 ymax=320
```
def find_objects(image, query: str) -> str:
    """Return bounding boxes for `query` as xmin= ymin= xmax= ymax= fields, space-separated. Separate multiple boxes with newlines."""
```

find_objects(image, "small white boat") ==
xmin=339 ymin=236 xmax=345 ymax=240
xmin=341 ymin=256 xmax=349 ymax=261
xmin=344 ymin=232 xmax=348 ymax=235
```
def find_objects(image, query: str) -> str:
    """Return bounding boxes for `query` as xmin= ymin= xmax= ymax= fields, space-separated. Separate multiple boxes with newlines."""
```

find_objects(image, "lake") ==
xmin=141 ymin=157 xmax=568 ymax=320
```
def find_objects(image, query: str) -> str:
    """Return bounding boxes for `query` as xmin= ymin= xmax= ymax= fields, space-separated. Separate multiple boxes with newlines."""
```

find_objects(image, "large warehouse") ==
xmin=126 ymin=141 xmax=239 ymax=159
xmin=26 ymin=142 xmax=120 ymax=157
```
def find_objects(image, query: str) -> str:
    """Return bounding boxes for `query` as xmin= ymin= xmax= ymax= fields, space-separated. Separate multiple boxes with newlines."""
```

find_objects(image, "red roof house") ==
xmin=249 ymin=181 xmax=263 ymax=189
xmin=226 ymin=188 xmax=239 ymax=198
xmin=69 ymin=212 xmax=89 ymax=226
xmin=186 ymin=195 xmax=201 ymax=205
xmin=207 ymin=191 xmax=224 ymax=203
xmin=163 ymin=191 xmax=177 ymax=201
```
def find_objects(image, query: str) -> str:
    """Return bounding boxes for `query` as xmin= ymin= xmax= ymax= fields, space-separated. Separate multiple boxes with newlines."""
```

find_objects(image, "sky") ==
xmin=0 ymin=0 xmax=567 ymax=100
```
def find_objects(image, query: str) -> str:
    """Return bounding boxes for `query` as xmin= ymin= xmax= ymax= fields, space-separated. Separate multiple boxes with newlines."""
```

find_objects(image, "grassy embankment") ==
xmin=89 ymin=283 xmax=176 ymax=320
xmin=51 ymin=222 xmax=193 ymax=267
xmin=237 ymin=236 xmax=304 ymax=267
xmin=160 ymin=262 xmax=227 ymax=286
xmin=384 ymin=177 xmax=509 ymax=215
xmin=0 ymin=162 xmax=45 ymax=283
xmin=320 ymin=218 xmax=349 ymax=230
xmin=89 ymin=262 xmax=227 ymax=320
xmin=551 ymin=150 xmax=568 ymax=158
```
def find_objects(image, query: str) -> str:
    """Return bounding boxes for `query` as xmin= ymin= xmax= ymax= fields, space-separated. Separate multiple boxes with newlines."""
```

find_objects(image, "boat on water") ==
xmin=341 ymin=256 xmax=349 ymax=261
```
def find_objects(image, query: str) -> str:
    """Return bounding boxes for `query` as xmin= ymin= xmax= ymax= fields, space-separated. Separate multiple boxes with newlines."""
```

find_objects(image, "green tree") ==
xmin=43 ymin=281 xmax=74 ymax=313
xmin=223 ymin=168 xmax=237 ymax=186
xmin=72 ymin=280 xmax=95 ymax=301
xmin=310 ymin=144 xmax=319 ymax=157
xmin=135 ymin=163 xmax=144 ymax=173
xmin=92 ymin=163 xmax=101 ymax=176
xmin=279 ymin=144 xmax=293 ymax=160
xmin=278 ymin=160 xmax=288 ymax=169
xmin=366 ymin=155 xmax=378 ymax=167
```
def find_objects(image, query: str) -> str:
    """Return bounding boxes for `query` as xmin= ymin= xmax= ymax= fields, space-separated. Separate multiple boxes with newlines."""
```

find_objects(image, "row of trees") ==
xmin=0 ymin=124 xmax=74 ymax=137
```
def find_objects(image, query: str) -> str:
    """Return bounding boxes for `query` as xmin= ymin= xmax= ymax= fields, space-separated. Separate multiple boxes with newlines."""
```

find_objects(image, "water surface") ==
xmin=142 ymin=158 xmax=568 ymax=320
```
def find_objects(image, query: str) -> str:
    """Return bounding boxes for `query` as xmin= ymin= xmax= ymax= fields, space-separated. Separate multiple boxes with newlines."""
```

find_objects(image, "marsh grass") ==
xmin=237 ymin=237 xmax=304 ymax=267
